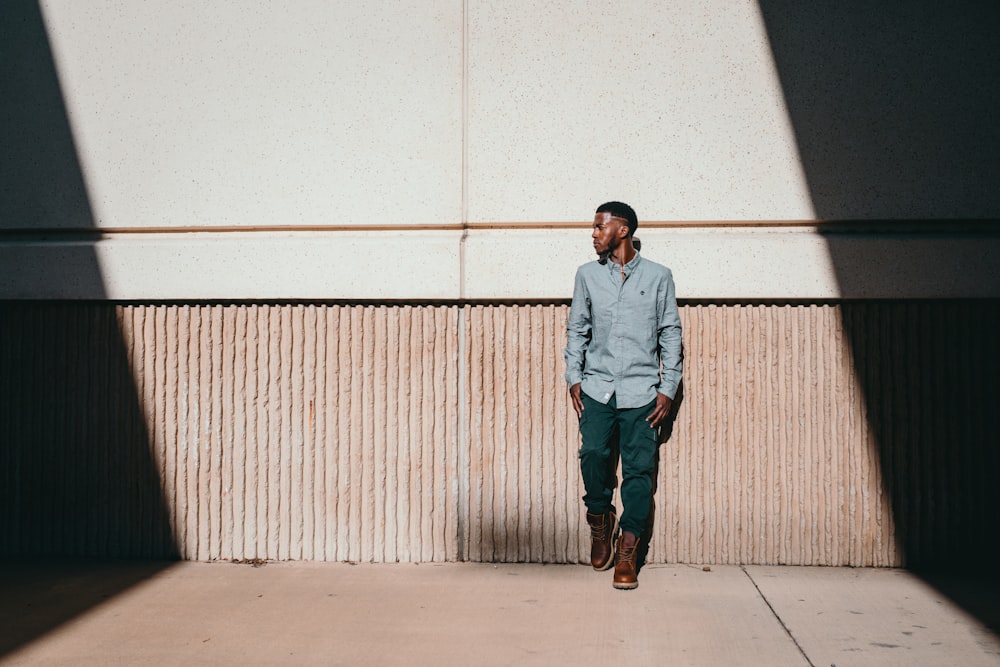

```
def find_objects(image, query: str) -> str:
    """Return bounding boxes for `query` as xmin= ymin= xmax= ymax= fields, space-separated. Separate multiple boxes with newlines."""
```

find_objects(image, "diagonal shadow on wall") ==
xmin=0 ymin=0 xmax=178 ymax=657
xmin=758 ymin=0 xmax=1000 ymax=632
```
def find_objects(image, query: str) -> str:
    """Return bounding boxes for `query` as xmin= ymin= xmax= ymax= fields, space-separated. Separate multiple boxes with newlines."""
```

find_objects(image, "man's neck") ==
xmin=609 ymin=241 xmax=637 ymax=267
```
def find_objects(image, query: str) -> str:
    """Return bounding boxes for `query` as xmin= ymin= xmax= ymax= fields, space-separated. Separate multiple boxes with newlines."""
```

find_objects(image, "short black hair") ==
xmin=595 ymin=201 xmax=637 ymax=236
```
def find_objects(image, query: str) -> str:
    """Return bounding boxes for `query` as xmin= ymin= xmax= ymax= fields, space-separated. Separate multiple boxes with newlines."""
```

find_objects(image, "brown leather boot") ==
xmin=585 ymin=510 xmax=617 ymax=571
xmin=613 ymin=531 xmax=639 ymax=590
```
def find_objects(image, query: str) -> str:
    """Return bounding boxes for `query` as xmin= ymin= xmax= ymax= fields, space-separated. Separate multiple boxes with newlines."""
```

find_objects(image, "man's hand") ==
xmin=569 ymin=383 xmax=584 ymax=418
xmin=646 ymin=393 xmax=672 ymax=427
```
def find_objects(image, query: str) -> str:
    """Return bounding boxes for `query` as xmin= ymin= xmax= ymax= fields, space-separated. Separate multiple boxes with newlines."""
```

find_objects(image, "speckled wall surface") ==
xmin=14 ymin=1 xmax=806 ymax=231
xmin=4 ymin=2 xmax=997 ymax=301
xmin=11 ymin=1 xmax=463 ymax=231
xmin=465 ymin=1 xmax=812 ymax=222
xmin=4 ymin=302 xmax=997 ymax=566
xmin=24 ymin=0 xmax=996 ymax=227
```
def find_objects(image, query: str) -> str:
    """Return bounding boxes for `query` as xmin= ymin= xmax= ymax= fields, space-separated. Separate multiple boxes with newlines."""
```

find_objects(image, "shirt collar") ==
xmin=607 ymin=251 xmax=641 ymax=275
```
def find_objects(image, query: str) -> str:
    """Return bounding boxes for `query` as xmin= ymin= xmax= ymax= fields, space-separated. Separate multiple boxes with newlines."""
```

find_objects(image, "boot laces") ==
xmin=617 ymin=540 xmax=637 ymax=563
xmin=590 ymin=518 xmax=609 ymax=541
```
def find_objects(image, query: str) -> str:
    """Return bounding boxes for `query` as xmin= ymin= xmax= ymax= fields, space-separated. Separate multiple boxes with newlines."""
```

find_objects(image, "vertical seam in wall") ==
xmin=459 ymin=0 xmax=469 ymax=300
xmin=457 ymin=307 xmax=468 ymax=560
xmin=456 ymin=0 xmax=470 ymax=560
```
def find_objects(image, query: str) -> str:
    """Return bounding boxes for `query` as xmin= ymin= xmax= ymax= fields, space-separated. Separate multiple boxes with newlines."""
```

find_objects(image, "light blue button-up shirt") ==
xmin=564 ymin=253 xmax=683 ymax=408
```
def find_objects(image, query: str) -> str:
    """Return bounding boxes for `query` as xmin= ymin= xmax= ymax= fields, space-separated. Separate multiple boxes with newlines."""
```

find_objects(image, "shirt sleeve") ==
xmin=657 ymin=268 xmax=683 ymax=399
xmin=564 ymin=267 xmax=591 ymax=387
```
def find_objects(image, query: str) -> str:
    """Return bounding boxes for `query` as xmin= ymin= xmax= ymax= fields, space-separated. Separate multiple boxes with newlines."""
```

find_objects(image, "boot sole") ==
xmin=612 ymin=580 xmax=639 ymax=590
xmin=592 ymin=514 xmax=619 ymax=571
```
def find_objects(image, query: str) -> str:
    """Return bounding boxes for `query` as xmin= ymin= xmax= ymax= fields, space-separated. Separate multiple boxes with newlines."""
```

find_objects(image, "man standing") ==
xmin=564 ymin=201 xmax=683 ymax=590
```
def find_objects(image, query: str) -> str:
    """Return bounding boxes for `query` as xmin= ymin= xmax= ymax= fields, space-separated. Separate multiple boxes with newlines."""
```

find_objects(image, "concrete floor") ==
xmin=2 ymin=561 xmax=999 ymax=666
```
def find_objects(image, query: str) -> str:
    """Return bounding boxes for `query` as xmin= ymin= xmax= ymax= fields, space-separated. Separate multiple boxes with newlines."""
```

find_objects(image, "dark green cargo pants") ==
xmin=578 ymin=392 xmax=657 ymax=536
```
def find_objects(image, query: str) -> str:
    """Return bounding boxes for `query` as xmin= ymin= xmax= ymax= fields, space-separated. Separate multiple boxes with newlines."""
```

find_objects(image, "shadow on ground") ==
xmin=0 ymin=560 xmax=177 ymax=656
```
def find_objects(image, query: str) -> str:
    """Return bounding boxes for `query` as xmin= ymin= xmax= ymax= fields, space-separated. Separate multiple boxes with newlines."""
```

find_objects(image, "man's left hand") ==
xmin=646 ymin=393 xmax=672 ymax=427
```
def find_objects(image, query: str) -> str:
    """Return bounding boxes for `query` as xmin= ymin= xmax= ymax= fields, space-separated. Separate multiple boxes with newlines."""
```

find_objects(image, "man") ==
xmin=564 ymin=201 xmax=683 ymax=590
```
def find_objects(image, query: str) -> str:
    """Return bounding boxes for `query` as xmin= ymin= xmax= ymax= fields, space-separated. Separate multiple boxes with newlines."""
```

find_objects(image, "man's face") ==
xmin=592 ymin=212 xmax=628 ymax=256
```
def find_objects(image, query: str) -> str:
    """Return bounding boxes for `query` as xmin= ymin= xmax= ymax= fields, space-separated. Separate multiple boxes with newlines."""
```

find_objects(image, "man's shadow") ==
xmin=637 ymin=381 xmax=683 ymax=573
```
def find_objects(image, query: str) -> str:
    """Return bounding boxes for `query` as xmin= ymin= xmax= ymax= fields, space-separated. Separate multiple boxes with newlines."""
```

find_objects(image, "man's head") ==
xmin=595 ymin=201 xmax=637 ymax=237
xmin=592 ymin=201 xmax=638 ymax=258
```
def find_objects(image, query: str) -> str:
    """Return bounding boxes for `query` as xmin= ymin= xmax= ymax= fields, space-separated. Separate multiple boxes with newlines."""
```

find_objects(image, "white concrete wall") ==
xmin=465 ymin=2 xmax=812 ymax=222
xmin=30 ymin=0 xmax=464 ymax=231
xmin=2 ymin=1 xmax=998 ymax=299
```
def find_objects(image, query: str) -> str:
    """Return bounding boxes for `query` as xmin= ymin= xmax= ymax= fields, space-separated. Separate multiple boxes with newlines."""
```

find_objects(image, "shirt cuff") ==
xmin=657 ymin=381 xmax=678 ymax=401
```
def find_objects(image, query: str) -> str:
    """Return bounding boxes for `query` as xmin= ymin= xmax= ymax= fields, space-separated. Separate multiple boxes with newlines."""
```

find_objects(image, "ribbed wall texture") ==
xmin=2 ymin=302 xmax=998 ymax=566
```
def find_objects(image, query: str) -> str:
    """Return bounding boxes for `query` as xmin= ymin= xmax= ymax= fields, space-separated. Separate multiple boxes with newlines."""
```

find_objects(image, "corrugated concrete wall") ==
xmin=2 ymin=302 xmax=998 ymax=566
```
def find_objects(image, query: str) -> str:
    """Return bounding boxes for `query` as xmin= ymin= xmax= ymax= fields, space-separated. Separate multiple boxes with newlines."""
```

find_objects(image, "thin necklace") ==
xmin=619 ymin=249 xmax=633 ymax=282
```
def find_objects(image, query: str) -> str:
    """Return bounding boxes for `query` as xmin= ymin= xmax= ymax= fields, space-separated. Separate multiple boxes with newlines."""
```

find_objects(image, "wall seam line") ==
xmin=459 ymin=0 xmax=469 ymax=302
xmin=455 ymin=0 xmax=470 ymax=560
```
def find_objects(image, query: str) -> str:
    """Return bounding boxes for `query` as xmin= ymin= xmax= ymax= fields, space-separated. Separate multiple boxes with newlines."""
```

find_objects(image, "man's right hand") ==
xmin=569 ymin=383 xmax=584 ymax=418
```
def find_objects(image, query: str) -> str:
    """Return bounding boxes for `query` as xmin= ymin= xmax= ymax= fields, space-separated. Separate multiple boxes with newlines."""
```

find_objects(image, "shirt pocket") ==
xmin=621 ymin=293 xmax=659 ymax=346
